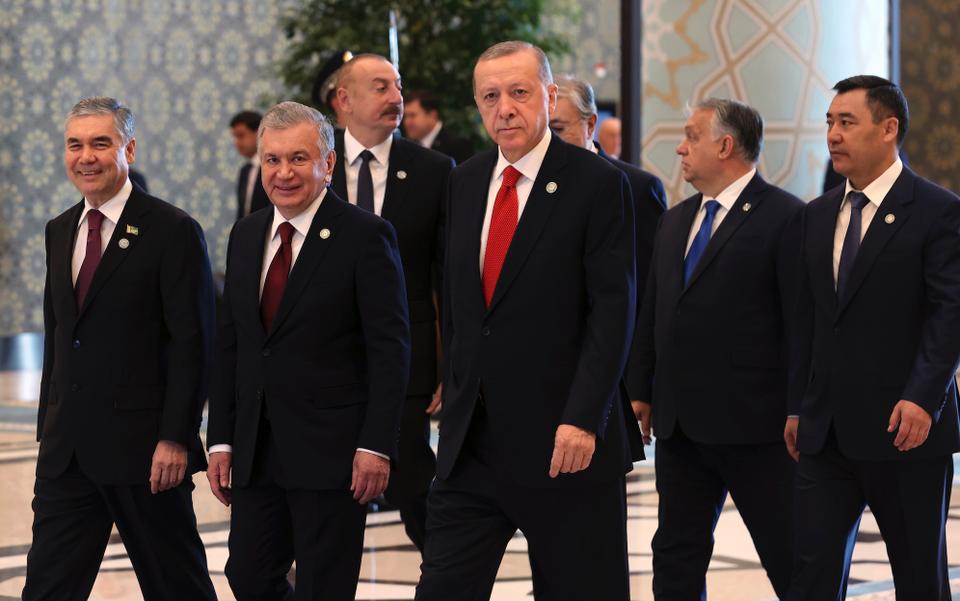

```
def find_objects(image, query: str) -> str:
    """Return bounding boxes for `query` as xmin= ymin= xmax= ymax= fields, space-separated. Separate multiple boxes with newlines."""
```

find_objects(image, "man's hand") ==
xmin=888 ymin=399 xmax=933 ymax=452
xmin=351 ymin=452 xmax=390 ymax=504
xmin=632 ymin=400 xmax=653 ymax=445
xmin=150 ymin=440 xmax=187 ymax=494
xmin=426 ymin=382 xmax=443 ymax=415
xmin=784 ymin=417 xmax=800 ymax=462
xmin=207 ymin=452 xmax=232 ymax=506
xmin=549 ymin=424 xmax=596 ymax=478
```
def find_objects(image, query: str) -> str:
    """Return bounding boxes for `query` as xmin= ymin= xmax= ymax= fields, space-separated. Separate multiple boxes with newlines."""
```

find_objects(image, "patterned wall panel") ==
xmin=901 ymin=0 xmax=960 ymax=193
xmin=642 ymin=0 xmax=889 ymax=206
xmin=546 ymin=0 xmax=622 ymax=103
xmin=0 ymin=0 xmax=293 ymax=336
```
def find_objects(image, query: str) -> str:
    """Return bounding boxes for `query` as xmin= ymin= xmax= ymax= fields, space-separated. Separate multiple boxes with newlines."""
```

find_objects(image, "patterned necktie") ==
xmin=684 ymin=199 xmax=721 ymax=285
xmin=75 ymin=209 xmax=104 ymax=308
xmin=261 ymin=222 xmax=295 ymax=330
xmin=837 ymin=191 xmax=870 ymax=298
xmin=481 ymin=166 xmax=522 ymax=307
xmin=357 ymin=150 xmax=375 ymax=213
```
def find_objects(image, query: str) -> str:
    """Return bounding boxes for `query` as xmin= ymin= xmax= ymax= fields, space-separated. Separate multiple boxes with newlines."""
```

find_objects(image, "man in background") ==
xmin=230 ymin=110 xmax=270 ymax=220
xmin=598 ymin=115 xmax=622 ymax=158
xmin=403 ymin=89 xmax=474 ymax=164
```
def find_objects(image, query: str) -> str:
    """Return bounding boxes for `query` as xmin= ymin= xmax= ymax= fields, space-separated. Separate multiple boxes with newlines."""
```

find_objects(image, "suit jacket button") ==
xmin=481 ymin=327 xmax=491 ymax=337
xmin=72 ymin=339 xmax=80 ymax=349
xmin=70 ymin=383 xmax=80 ymax=392
xmin=262 ymin=349 xmax=271 ymax=357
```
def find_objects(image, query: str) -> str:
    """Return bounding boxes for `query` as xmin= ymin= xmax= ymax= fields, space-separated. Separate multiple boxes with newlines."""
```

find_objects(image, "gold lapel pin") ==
xmin=319 ymin=228 xmax=331 ymax=239
xmin=396 ymin=170 xmax=407 ymax=180
xmin=742 ymin=202 xmax=752 ymax=212
xmin=884 ymin=213 xmax=895 ymax=224
xmin=126 ymin=224 xmax=139 ymax=235
xmin=546 ymin=182 xmax=558 ymax=193
xmin=118 ymin=238 xmax=130 ymax=249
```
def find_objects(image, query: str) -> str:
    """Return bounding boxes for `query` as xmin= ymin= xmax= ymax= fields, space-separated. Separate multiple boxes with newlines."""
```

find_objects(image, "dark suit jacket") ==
xmin=236 ymin=163 xmax=271 ymax=221
xmin=439 ymin=135 xmax=643 ymax=488
xmin=208 ymin=191 xmax=411 ymax=490
xmin=430 ymin=125 xmax=474 ymax=165
xmin=790 ymin=167 xmax=960 ymax=460
xmin=38 ymin=189 xmax=215 ymax=484
xmin=628 ymin=173 xmax=803 ymax=444
xmin=331 ymin=130 xmax=453 ymax=396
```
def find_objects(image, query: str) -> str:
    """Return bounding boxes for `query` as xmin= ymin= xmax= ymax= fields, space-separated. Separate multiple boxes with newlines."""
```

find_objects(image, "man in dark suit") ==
xmin=330 ymin=53 xmax=454 ymax=552
xmin=206 ymin=101 xmax=411 ymax=600
xmin=403 ymin=90 xmax=475 ymax=164
xmin=231 ymin=110 xmax=270 ymax=221
xmin=630 ymin=98 xmax=802 ymax=600
xmin=415 ymin=41 xmax=641 ymax=601
xmin=23 ymin=97 xmax=217 ymax=601
xmin=786 ymin=76 xmax=960 ymax=601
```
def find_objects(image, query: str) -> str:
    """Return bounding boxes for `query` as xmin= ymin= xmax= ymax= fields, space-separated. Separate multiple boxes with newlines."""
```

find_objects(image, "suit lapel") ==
xmin=669 ymin=196 xmax=700 ymax=295
xmin=682 ymin=174 xmax=766 ymax=292
xmin=381 ymin=134 xmax=408 ymax=222
xmin=265 ymin=192 xmax=347 ymax=339
xmin=487 ymin=137 xmax=566 ymax=313
xmin=465 ymin=152 xmax=498 ymax=311
xmin=241 ymin=208 xmax=273 ymax=339
xmin=836 ymin=168 xmax=915 ymax=317
xmin=56 ymin=202 xmax=85 ymax=324
xmin=331 ymin=128 xmax=348 ymax=199
xmin=809 ymin=190 xmax=842 ymax=316
xmin=77 ymin=192 xmax=150 ymax=319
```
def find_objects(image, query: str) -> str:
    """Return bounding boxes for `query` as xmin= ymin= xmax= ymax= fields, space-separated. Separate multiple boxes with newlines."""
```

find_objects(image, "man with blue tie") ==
xmin=630 ymin=98 xmax=803 ymax=600
xmin=786 ymin=76 xmax=960 ymax=600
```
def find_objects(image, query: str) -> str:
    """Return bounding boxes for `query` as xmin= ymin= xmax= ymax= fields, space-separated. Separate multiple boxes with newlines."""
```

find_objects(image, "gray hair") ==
xmin=692 ymin=97 xmax=764 ymax=163
xmin=475 ymin=41 xmax=554 ymax=88
xmin=66 ymin=97 xmax=135 ymax=144
xmin=555 ymin=75 xmax=597 ymax=120
xmin=258 ymin=101 xmax=335 ymax=156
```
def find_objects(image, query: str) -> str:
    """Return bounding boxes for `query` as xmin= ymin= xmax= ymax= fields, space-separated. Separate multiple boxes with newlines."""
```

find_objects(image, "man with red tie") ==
xmin=25 ymin=97 xmax=217 ymax=600
xmin=415 ymin=41 xmax=642 ymax=601
xmin=206 ymin=101 xmax=411 ymax=600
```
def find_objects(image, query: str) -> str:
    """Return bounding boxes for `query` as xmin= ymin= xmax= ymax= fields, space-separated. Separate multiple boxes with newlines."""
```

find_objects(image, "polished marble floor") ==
xmin=2 ymin=367 xmax=960 ymax=600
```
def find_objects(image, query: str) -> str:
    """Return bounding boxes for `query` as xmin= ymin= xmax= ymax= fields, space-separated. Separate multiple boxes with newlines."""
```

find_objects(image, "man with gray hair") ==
xmin=25 ymin=96 xmax=217 ymax=600
xmin=417 ymin=41 xmax=642 ymax=600
xmin=628 ymin=97 xmax=802 ymax=599
xmin=206 ymin=101 xmax=410 ymax=600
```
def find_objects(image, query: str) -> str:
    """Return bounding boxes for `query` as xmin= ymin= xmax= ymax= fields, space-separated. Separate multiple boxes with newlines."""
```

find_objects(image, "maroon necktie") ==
xmin=260 ymin=222 xmax=295 ymax=330
xmin=74 ymin=209 xmax=104 ymax=309
xmin=481 ymin=166 xmax=522 ymax=307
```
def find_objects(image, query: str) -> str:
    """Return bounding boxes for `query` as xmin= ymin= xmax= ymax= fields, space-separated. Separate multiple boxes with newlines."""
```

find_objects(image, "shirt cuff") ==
xmin=209 ymin=444 xmax=233 ymax=454
xmin=787 ymin=415 xmax=800 ymax=419
xmin=357 ymin=448 xmax=389 ymax=460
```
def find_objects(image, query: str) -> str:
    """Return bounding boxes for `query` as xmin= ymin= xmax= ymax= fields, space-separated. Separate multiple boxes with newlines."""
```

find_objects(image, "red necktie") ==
xmin=482 ymin=166 xmax=522 ymax=307
xmin=260 ymin=222 xmax=295 ymax=330
xmin=74 ymin=209 xmax=104 ymax=309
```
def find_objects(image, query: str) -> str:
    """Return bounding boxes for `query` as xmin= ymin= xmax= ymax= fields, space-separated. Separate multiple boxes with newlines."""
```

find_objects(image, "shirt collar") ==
xmin=249 ymin=153 xmax=260 ymax=169
xmin=344 ymin=127 xmax=393 ymax=167
xmin=843 ymin=157 xmax=902 ymax=208
xmin=420 ymin=121 xmax=443 ymax=149
xmin=493 ymin=129 xmax=552 ymax=184
xmin=590 ymin=140 xmax=600 ymax=154
xmin=707 ymin=168 xmax=756 ymax=212
xmin=78 ymin=178 xmax=133 ymax=230
xmin=269 ymin=187 xmax=327 ymax=240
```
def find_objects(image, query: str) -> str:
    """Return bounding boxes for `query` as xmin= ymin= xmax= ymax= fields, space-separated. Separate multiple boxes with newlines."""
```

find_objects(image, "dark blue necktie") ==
xmin=356 ymin=149 xmax=375 ymax=213
xmin=684 ymin=199 xmax=720 ymax=285
xmin=837 ymin=191 xmax=870 ymax=298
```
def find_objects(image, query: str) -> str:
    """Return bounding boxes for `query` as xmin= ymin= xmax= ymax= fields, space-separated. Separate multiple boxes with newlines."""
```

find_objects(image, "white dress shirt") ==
xmin=210 ymin=187 xmax=386 ymax=460
xmin=684 ymin=168 xmax=756 ymax=256
xmin=242 ymin=154 xmax=261 ymax=217
xmin=72 ymin=178 xmax=133 ymax=284
xmin=479 ymin=129 xmax=553 ymax=271
xmin=343 ymin=127 xmax=392 ymax=216
xmin=832 ymin=158 xmax=903 ymax=284
xmin=420 ymin=121 xmax=443 ymax=149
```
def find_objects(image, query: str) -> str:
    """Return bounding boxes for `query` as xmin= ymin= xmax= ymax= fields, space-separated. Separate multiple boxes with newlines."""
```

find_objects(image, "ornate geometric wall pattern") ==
xmin=641 ymin=0 xmax=889 ymax=206
xmin=901 ymin=0 xmax=960 ymax=193
xmin=0 ymin=0 xmax=294 ymax=336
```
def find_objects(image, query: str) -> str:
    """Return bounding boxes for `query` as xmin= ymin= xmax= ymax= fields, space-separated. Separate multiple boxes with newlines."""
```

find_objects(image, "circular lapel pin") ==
xmin=546 ymin=182 xmax=558 ymax=193
xmin=118 ymin=238 xmax=130 ymax=249
xmin=884 ymin=213 xmax=895 ymax=224
xmin=396 ymin=170 xmax=407 ymax=180
xmin=742 ymin=202 xmax=752 ymax=212
xmin=319 ymin=228 xmax=331 ymax=239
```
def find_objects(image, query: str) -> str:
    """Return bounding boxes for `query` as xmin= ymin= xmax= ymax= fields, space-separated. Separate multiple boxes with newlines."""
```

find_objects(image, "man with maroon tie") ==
xmin=25 ymin=96 xmax=217 ymax=601
xmin=206 ymin=101 xmax=411 ymax=600
xmin=415 ymin=41 xmax=642 ymax=601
